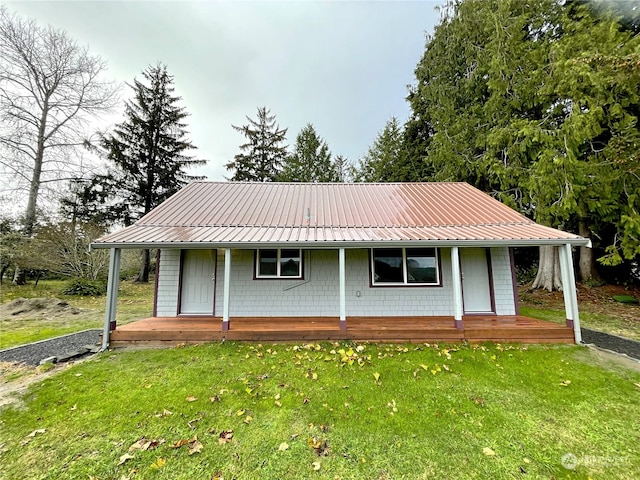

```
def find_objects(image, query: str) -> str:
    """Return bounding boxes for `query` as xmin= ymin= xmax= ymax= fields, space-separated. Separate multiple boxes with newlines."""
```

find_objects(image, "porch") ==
xmin=109 ymin=315 xmax=574 ymax=346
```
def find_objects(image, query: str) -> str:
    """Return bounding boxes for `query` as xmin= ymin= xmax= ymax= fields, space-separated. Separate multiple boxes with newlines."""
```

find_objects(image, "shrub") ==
xmin=62 ymin=278 xmax=106 ymax=296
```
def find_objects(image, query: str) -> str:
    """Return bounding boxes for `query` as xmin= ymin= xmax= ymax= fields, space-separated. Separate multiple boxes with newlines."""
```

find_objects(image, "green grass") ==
xmin=0 ymin=279 xmax=154 ymax=349
xmin=1 ymin=342 xmax=639 ymax=479
xmin=521 ymin=306 xmax=640 ymax=341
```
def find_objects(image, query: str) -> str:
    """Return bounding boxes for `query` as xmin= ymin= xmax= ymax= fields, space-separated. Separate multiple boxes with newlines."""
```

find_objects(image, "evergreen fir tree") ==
xmin=225 ymin=106 xmax=288 ymax=181
xmin=278 ymin=124 xmax=338 ymax=182
xmin=354 ymin=117 xmax=407 ymax=182
xmin=89 ymin=63 xmax=205 ymax=282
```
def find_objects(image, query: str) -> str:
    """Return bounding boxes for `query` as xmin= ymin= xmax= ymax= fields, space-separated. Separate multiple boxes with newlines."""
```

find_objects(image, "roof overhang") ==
xmin=92 ymin=237 xmax=591 ymax=250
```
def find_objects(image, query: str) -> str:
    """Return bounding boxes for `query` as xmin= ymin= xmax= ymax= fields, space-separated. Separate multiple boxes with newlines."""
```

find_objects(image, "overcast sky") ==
xmin=6 ymin=1 xmax=444 ymax=182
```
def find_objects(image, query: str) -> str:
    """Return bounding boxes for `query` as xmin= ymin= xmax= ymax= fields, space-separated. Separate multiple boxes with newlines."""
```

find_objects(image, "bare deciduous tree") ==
xmin=0 ymin=6 xmax=118 ymax=236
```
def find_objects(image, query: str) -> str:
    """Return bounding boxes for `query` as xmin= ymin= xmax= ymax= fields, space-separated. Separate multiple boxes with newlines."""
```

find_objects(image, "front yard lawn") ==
xmin=1 ymin=342 xmax=639 ymax=479
xmin=0 ymin=279 xmax=154 ymax=349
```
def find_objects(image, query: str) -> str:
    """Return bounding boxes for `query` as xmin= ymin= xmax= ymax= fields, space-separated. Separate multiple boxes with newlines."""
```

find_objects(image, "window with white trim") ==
xmin=256 ymin=249 xmax=303 ymax=278
xmin=371 ymin=248 xmax=439 ymax=286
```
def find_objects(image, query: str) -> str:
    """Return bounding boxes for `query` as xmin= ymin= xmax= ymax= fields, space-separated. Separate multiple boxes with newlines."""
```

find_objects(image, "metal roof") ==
xmin=92 ymin=182 xmax=588 ymax=248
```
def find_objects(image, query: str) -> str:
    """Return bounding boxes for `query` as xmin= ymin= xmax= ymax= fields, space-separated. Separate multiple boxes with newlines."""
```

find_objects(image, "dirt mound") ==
xmin=0 ymin=298 xmax=82 ymax=319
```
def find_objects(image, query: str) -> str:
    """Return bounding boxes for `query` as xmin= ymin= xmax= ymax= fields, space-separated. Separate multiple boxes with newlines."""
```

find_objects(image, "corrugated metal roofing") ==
xmin=92 ymin=182 xmax=587 ymax=247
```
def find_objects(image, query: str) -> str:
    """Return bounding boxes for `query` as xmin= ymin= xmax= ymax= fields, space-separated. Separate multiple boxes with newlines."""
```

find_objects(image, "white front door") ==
xmin=460 ymin=248 xmax=493 ymax=314
xmin=180 ymin=250 xmax=215 ymax=314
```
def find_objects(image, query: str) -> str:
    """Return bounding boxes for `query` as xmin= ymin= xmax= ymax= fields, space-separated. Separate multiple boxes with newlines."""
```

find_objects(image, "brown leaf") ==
xmin=211 ymin=472 xmax=224 ymax=480
xmin=170 ymin=439 xmax=189 ymax=449
xmin=188 ymin=439 xmax=203 ymax=455
xmin=218 ymin=430 xmax=234 ymax=445
xmin=188 ymin=417 xmax=202 ymax=429
xmin=209 ymin=395 xmax=221 ymax=402
xmin=308 ymin=437 xmax=329 ymax=456
xmin=128 ymin=438 xmax=162 ymax=452
xmin=117 ymin=453 xmax=135 ymax=466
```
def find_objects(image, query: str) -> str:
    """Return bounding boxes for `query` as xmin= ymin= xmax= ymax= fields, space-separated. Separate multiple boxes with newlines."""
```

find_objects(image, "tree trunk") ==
xmin=135 ymin=248 xmax=150 ymax=283
xmin=578 ymin=220 xmax=600 ymax=283
xmin=12 ymin=266 xmax=26 ymax=285
xmin=531 ymin=245 xmax=563 ymax=291
xmin=24 ymin=102 xmax=49 ymax=236
xmin=0 ymin=264 xmax=9 ymax=284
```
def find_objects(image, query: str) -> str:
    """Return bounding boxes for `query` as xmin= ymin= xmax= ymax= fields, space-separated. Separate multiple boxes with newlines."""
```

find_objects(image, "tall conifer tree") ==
xmin=226 ymin=106 xmax=288 ymax=181
xmin=279 ymin=124 xmax=338 ymax=182
xmin=89 ymin=63 xmax=205 ymax=282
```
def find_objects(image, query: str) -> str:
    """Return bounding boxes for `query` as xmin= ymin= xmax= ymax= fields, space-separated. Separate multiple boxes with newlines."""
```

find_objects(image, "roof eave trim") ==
xmin=91 ymin=238 xmax=590 ymax=250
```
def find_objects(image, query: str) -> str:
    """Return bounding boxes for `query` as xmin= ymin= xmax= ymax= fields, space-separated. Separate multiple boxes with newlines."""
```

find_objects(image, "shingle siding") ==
xmin=156 ymin=249 xmax=181 ymax=316
xmin=490 ymin=247 xmax=517 ymax=315
xmin=215 ymin=250 xmax=340 ymax=317
xmin=156 ymin=247 xmax=516 ymax=318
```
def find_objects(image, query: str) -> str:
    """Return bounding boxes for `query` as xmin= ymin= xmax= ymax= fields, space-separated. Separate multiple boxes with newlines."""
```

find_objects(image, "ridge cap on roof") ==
xmin=186 ymin=181 xmax=471 ymax=186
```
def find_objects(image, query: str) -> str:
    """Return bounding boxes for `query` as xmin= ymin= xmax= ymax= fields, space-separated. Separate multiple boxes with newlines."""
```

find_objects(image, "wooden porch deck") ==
xmin=109 ymin=315 xmax=575 ymax=345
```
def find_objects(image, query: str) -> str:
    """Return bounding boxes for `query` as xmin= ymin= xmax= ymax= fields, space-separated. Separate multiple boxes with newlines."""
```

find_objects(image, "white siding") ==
xmin=344 ymin=249 xmax=455 ymax=316
xmin=155 ymin=247 xmax=516 ymax=318
xmin=215 ymin=250 xmax=340 ymax=317
xmin=215 ymin=248 xmax=455 ymax=317
xmin=490 ymin=247 xmax=517 ymax=315
xmin=156 ymin=249 xmax=181 ymax=316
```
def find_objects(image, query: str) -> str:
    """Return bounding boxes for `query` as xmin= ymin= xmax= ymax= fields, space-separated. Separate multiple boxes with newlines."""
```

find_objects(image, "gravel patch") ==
xmin=581 ymin=327 xmax=640 ymax=360
xmin=0 ymin=329 xmax=101 ymax=366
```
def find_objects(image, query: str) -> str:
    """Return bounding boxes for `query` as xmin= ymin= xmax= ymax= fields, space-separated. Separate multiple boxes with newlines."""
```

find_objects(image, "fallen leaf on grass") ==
xmin=186 ymin=395 xmax=198 ymax=402
xmin=243 ymin=415 xmax=253 ymax=424
xmin=312 ymin=461 xmax=321 ymax=471
xmin=308 ymin=437 xmax=329 ymax=456
xmin=218 ymin=430 xmax=234 ymax=445
xmin=482 ymin=447 xmax=496 ymax=456
xmin=170 ymin=439 xmax=189 ymax=449
xmin=117 ymin=453 xmax=135 ymax=466
xmin=151 ymin=457 xmax=166 ymax=469
xmin=236 ymin=409 xmax=245 ymax=416
xmin=128 ymin=438 xmax=163 ymax=452
xmin=373 ymin=372 xmax=381 ymax=385
xmin=27 ymin=429 xmax=46 ymax=438
xmin=210 ymin=395 xmax=221 ymax=402
xmin=188 ymin=417 xmax=202 ymax=429
xmin=560 ymin=380 xmax=571 ymax=387
xmin=188 ymin=439 xmax=203 ymax=455
xmin=278 ymin=442 xmax=289 ymax=451
xmin=155 ymin=409 xmax=172 ymax=418
xmin=212 ymin=471 xmax=224 ymax=480
xmin=274 ymin=401 xmax=282 ymax=408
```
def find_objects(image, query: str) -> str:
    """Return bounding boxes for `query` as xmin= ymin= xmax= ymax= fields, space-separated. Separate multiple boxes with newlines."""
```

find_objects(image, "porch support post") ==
xmin=559 ymin=243 xmax=582 ymax=343
xmin=339 ymin=248 xmax=346 ymax=331
xmin=451 ymin=246 xmax=464 ymax=329
xmin=222 ymin=248 xmax=231 ymax=331
xmin=101 ymin=247 xmax=121 ymax=350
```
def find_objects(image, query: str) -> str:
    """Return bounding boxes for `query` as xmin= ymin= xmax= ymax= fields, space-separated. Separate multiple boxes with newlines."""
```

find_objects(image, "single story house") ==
xmin=92 ymin=182 xmax=589 ymax=347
